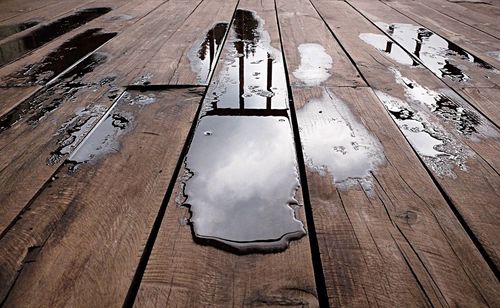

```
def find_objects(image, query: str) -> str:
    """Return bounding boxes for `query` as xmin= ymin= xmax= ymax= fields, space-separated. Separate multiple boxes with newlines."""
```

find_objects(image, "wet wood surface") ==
xmin=0 ymin=0 xmax=498 ymax=307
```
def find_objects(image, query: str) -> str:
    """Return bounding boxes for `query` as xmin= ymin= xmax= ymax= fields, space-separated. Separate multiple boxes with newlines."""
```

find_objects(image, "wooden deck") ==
xmin=0 ymin=0 xmax=499 ymax=306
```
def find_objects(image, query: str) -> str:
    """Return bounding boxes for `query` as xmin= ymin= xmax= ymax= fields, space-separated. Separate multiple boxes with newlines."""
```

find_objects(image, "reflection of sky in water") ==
xmin=297 ymin=89 xmax=384 ymax=187
xmin=182 ymin=10 xmax=305 ymax=253
xmin=188 ymin=23 xmax=228 ymax=84
xmin=184 ymin=116 xmax=305 ymax=244
xmin=293 ymin=43 xmax=332 ymax=86
xmin=375 ymin=91 xmax=446 ymax=157
xmin=359 ymin=33 xmax=418 ymax=66
xmin=390 ymin=68 xmax=482 ymax=136
xmin=374 ymin=89 xmax=474 ymax=177
xmin=206 ymin=10 xmax=287 ymax=110
xmin=376 ymin=22 xmax=497 ymax=81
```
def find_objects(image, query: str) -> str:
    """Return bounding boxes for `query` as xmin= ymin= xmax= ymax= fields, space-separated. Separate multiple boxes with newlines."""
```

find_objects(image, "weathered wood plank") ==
xmin=0 ymin=0 xmax=105 ymax=42
xmin=346 ymin=0 xmax=500 ymax=126
xmin=312 ymin=0 xmax=500 ymax=271
xmin=0 ymin=0 xmax=85 ymax=22
xmin=278 ymin=0 xmax=499 ymax=306
xmin=0 ymin=0 xmax=166 ymax=118
xmin=275 ymin=0 xmax=364 ymax=87
xmin=372 ymin=0 xmax=500 ymax=66
xmin=0 ymin=0 xmax=202 ymax=239
xmin=452 ymin=0 xmax=500 ymax=21
xmin=129 ymin=0 xmax=239 ymax=86
xmin=134 ymin=178 xmax=318 ymax=307
xmin=1 ymin=88 xmax=203 ymax=307
xmin=395 ymin=0 xmax=500 ymax=39
xmin=133 ymin=0 xmax=320 ymax=306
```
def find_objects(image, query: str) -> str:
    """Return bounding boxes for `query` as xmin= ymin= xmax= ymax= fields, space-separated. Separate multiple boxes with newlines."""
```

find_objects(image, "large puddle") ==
xmin=0 ymin=7 xmax=111 ymax=67
xmin=1 ymin=29 xmax=116 ymax=87
xmin=181 ymin=9 xmax=305 ymax=253
xmin=374 ymin=22 xmax=498 ymax=81
xmin=296 ymin=88 xmax=384 ymax=191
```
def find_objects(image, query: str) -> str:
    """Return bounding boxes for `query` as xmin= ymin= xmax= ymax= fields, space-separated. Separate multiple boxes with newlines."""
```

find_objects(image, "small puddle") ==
xmin=375 ymin=22 xmax=498 ymax=81
xmin=375 ymin=90 xmax=471 ymax=177
xmin=66 ymin=91 xmax=156 ymax=169
xmin=48 ymin=105 xmax=108 ymax=165
xmin=359 ymin=33 xmax=419 ymax=66
xmin=0 ymin=7 xmax=111 ymax=67
xmin=0 ymin=52 xmax=113 ymax=133
xmin=188 ymin=23 xmax=228 ymax=83
xmin=296 ymin=88 xmax=384 ymax=191
xmin=0 ymin=21 xmax=39 ymax=41
xmin=181 ymin=9 xmax=305 ymax=254
xmin=293 ymin=43 xmax=333 ymax=86
xmin=390 ymin=68 xmax=482 ymax=136
xmin=1 ymin=29 xmax=116 ymax=87
xmin=204 ymin=9 xmax=288 ymax=110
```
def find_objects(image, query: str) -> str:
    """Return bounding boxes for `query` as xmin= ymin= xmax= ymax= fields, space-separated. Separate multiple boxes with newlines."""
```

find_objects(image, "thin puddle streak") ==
xmin=0 ymin=29 xmax=117 ymax=87
xmin=0 ymin=7 xmax=112 ymax=67
xmin=188 ymin=23 xmax=228 ymax=84
xmin=0 ymin=52 xmax=113 ymax=133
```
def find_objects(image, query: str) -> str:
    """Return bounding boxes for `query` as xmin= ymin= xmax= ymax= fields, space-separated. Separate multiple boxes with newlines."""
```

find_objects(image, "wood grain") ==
xmin=133 ymin=0 xmax=320 ymax=306
xmin=1 ymin=88 xmax=203 ymax=307
xmin=129 ymin=0 xmax=239 ymax=86
xmin=0 ymin=0 xmax=168 ymax=118
xmin=0 ymin=0 xmax=203 ymax=237
xmin=277 ymin=0 xmax=499 ymax=305
xmin=313 ymin=0 xmax=500 ymax=269
xmin=276 ymin=0 xmax=364 ymax=87
xmin=372 ymin=0 xmax=500 ymax=67
xmin=395 ymin=0 xmax=500 ymax=40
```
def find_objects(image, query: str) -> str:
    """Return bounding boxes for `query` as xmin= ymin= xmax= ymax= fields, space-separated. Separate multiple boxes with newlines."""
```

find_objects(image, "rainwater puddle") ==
xmin=66 ymin=91 xmax=156 ymax=169
xmin=0 ymin=7 xmax=111 ymax=67
xmin=390 ymin=68 xmax=483 ymax=136
xmin=188 ymin=23 xmax=228 ymax=83
xmin=375 ymin=90 xmax=471 ymax=177
xmin=204 ymin=9 xmax=287 ymax=110
xmin=0 ymin=21 xmax=39 ymax=41
xmin=293 ymin=43 xmax=333 ymax=86
xmin=48 ymin=105 xmax=107 ymax=165
xmin=0 ymin=52 xmax=112 ymax=133
xmin=359 ymin=33 xmax=419 ymax=66
xmin=1 ymin=29 xmax=116 ymax=87
xmin=183 ymin=116 xmax=305 ymax=253
xmin=296 ymin=88 xmax=384 ymax=190
xmin=181 ymin=9 xmax=305 ymax=254
xmin=375 ymin=22 xmax=498 ymax=81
